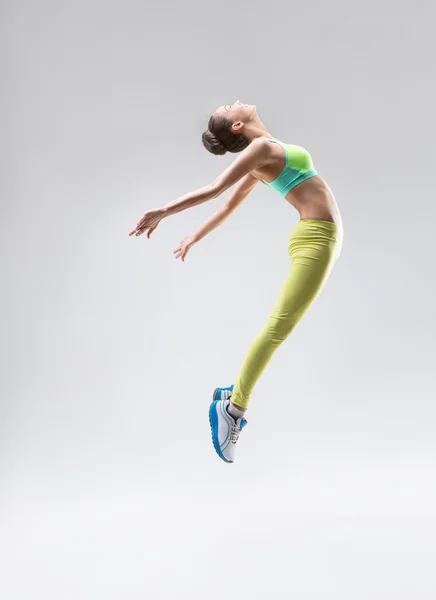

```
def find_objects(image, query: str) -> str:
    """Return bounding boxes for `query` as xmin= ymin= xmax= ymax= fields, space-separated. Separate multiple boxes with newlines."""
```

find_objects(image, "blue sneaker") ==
xmin=209 ymin=389 xmax=247 ymax=463
xmin=213 ymin=385 xmax=234 ymax=402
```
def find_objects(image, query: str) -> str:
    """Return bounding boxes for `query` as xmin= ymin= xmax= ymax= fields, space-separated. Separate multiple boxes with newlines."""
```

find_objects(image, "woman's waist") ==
xmin=286 ymin=177 xmax=342 ymax=227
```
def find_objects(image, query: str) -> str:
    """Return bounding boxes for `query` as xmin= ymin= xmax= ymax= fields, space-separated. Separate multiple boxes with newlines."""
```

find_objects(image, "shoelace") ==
xmin=230 ymin=422 xmax=241 ymax=443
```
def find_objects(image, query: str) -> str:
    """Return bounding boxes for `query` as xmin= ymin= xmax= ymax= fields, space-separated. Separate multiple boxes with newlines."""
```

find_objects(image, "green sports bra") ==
xmin=262 ymin=139 xmax=318 ymax=197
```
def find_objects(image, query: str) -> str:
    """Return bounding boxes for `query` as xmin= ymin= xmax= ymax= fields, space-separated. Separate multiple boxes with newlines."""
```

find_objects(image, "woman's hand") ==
xmin=129 ymin=208 xmax=164 ymax=238
xmin=173 ymin=235 xmax=195 ymax=262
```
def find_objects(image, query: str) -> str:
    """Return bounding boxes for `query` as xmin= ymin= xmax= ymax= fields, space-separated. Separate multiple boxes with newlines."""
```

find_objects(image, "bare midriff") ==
xmin=283 ymin=175 xmax=342 ymax=227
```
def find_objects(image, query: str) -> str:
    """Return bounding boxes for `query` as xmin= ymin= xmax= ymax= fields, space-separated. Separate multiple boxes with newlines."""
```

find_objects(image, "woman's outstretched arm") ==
xmin=129 ymin=138 xmax=269 ymax=238
xmin=173 ymin=173 xmax=258 ymax=261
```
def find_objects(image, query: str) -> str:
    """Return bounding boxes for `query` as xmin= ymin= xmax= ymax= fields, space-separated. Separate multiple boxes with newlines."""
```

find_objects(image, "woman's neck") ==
xmin=243 ymin=116 xmax=273 ymax=142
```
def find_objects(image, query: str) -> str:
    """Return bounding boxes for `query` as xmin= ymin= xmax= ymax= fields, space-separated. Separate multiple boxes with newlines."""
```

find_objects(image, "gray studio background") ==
xmin=1 ymin=1 xmax=435 ymax=598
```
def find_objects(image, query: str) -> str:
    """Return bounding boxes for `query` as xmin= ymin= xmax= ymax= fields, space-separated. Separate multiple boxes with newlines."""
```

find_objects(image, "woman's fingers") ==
xmin=147 ymin=221 xmax=160 ymax=238
xmin=129 ymin=220 xmax=159 ymax=238
xmin=129 ymin=225 xmax=144 ymax=236
xmin=138 ymin=219 xmax=149 ymax=231
xmin=130 ymin=209 xmax=166 ymax=238
xmin=129 ymin=213 xmax=152 ymax=237
xmin=174 ymin=243 xmax=187 ymax=260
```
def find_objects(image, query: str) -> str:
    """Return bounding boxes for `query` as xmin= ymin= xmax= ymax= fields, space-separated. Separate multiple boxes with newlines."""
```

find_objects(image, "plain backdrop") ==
xmin=1 ymin=1 xmax=435 ymax=598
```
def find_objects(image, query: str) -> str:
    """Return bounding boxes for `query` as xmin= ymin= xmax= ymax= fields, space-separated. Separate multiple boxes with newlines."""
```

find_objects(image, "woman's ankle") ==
xmin=227 ymin=402 xmax=246 ymax=420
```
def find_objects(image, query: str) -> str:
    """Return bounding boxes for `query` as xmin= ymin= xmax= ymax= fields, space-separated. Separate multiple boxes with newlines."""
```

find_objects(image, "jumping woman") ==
xmin=129 ymin=101 xmax=343 ymax=464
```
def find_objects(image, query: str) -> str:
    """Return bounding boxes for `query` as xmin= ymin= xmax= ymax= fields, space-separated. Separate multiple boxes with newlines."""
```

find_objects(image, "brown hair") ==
xmin=201 ymin=115 xmax=249 ymax=155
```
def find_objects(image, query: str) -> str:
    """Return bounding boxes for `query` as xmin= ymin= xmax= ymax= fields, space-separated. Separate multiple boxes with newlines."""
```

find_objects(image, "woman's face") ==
xmin=214 ymin=100 xmax=257 ymax=123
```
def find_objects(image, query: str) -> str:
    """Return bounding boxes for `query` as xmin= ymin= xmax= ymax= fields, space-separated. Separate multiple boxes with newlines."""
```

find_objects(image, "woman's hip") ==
xmin=288 ymin=218 xmax=343 ymax=263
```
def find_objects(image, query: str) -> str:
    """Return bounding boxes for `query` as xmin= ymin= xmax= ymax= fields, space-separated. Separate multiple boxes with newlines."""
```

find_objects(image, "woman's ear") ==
xmin=232 ymin=121 xmax=244 ymax=133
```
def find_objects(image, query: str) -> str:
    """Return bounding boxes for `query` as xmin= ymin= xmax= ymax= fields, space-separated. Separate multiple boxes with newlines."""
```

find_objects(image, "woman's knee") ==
xmin=265 ymin=315 xmax=298 ymax=345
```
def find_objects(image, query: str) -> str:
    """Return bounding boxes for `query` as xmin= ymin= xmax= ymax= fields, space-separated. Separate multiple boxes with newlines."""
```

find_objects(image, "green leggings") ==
xmin=231 ymin=219 xmax=343 ymax=410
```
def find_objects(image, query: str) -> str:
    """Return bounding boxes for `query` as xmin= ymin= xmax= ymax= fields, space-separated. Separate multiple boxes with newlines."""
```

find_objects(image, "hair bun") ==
xmin=201 ymin=129 xmax=227 ymax=155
